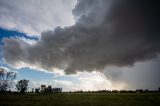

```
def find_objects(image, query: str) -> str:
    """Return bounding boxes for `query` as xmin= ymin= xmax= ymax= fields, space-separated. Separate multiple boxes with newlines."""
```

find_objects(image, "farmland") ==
xmin=0 ymin=93 xmax=160 ymax=106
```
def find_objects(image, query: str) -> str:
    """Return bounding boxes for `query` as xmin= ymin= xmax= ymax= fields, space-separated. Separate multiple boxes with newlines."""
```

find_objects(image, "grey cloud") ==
xmin=2 ymin=0 xmax=160 ymax=74
xmin=103 ymin=56 xmax=160 ymax=90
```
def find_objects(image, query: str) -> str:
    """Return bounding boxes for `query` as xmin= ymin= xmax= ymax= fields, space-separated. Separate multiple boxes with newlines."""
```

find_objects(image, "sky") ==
xmin=0 ymin=0 xmax=160 ymax=91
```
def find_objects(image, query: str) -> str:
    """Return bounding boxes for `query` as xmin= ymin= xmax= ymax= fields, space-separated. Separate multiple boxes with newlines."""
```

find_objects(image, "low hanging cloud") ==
xmin=2 ymin=0 xmax=160 ymax=74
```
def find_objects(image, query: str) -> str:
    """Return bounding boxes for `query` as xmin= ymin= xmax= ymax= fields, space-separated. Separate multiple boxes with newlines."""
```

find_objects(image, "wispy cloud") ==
xmin=0 ymin=0 xmax=76 ymax=35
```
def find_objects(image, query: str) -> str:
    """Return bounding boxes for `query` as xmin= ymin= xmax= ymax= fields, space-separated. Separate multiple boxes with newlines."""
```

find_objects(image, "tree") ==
xmin=16 ymin=79 xmax=29 ymax=94
xmin=52 ymin=88 xmax=62 ymax=93
xmin=35 ymin=88 xmax=40 ymax=94
xmin=45 ymin=85 xmax=52 ymax=93
xmin=0 ymin=68 xmax=16 ymax=92
xmin=41 ymin=85 xmax=46 ymax=93
xmin=31 ymin=88 xmax=34 ymax=93
xmin=158 ymin=87 xmax=160 ymax=92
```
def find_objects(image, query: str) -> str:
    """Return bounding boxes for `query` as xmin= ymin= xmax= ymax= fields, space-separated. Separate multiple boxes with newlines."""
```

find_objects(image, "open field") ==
xmin=0 ymin=93 xmax=160 ymax=106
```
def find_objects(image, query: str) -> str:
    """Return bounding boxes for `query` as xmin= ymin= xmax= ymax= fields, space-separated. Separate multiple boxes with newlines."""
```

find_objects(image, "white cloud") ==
xmin=0 ymin=0 xmax=76 ymax=35
xmin=5 ymin=60 xmax=65 ymax=75
xmin=0 ymin=65 xmax=17 ymax=73
xmin=14 ymin=36 xmax=37 ymax=45
xmin=27 ymin=71 xmax=127 ymax=92
xmin=0 ymin=66 xmax=10 ymax=72
xmin=75 ymin=71 xmax=127 ymax=91
xmin=29 ymin=79 xmax=74 ymax=91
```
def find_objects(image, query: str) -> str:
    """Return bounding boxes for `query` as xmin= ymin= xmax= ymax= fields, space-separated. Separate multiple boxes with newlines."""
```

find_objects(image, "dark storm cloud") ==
xmin=2 ymin=0 xmax=160 ymax=74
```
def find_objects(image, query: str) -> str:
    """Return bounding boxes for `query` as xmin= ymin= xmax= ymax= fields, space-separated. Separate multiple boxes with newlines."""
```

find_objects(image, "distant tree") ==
xmin=158 ymin=87 xmax=160 ymax=92
xmin=136 ymin=89 xmax=143 ymax=93
xmin=41 ymin=85 xmax=46 ymax=93
xmin=46 ymin=85 xmax=52 ymax=93
xmin=16 ymin=79 xmax=29 ymax=94
xmin=52 ymin=88 xmax=62 ymax=93
xmin=0 ymin=68 xmax=16 ymax=92
xmin=31 ymin=88 xmax=34 ymax=93
xmin=35 ymin=88 xmax=40 ymax=94
xmin=145 ymin=89 xmax=149 ymax=92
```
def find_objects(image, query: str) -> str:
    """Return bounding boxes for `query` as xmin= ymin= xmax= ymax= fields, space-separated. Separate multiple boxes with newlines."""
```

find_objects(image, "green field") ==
xmin=0 ymin=93 xmax=160 ymax=106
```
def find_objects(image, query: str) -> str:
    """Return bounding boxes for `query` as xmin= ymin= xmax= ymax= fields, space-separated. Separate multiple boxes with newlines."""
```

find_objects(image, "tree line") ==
xmin=0 ymin=67 xmax=62 ymax=94
xmin=1 ymin=67 xmax=160 ymax=94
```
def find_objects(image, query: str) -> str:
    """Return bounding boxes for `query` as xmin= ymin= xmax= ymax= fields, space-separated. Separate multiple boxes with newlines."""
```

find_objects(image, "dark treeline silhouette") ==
xmin=71 ymin=89 xmax=160 ymax=93
xmin=33 ymin=85 xmax=62 ymax=94
xmin=0 ymin=67 xmax=62 ymax=94
xmin=0 ymin=67 xmax=160 ymax=94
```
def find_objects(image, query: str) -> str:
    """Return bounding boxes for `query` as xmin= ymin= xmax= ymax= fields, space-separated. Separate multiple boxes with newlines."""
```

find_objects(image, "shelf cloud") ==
xmin=2 ymin=0 xmax=160 ymax=74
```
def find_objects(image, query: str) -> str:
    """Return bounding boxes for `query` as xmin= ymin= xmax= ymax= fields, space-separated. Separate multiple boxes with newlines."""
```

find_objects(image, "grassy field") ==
xmin=0 ymin=93 xmax=160 ymax=106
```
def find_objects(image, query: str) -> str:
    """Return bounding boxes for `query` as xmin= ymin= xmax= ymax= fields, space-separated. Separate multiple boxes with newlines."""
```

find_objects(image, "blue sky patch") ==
xmin=0 ymin=28 xmax=39 ymax=43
